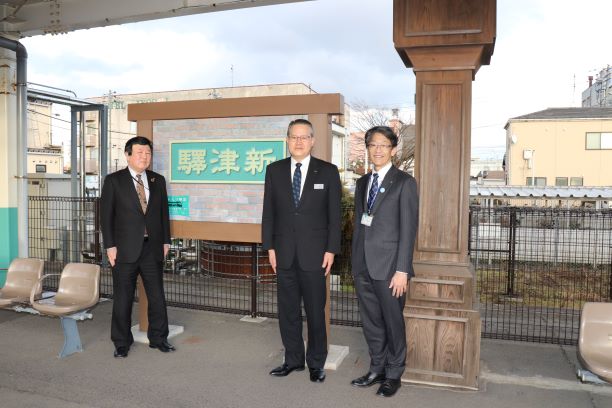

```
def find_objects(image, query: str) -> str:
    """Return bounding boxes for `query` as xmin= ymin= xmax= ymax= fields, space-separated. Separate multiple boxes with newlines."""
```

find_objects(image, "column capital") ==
xmin=393 ymin=0 xmax=496 ymax=73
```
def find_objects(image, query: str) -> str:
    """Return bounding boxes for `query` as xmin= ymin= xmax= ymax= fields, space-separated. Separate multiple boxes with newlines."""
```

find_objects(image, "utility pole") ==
xmin=107 ymin=90 xmax=116 ymax=172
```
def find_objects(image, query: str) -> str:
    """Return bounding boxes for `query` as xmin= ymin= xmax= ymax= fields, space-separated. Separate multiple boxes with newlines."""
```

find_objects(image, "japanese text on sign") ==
xmin=170 ymin=139 xmax=286 ymax=183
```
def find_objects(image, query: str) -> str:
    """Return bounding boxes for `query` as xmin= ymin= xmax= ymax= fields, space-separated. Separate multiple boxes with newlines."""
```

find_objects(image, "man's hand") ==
xmin=107 ymin=247 xmax=117 ymax=267
xmin=268 ymin=249 xmax=277 ymax=274
xmin=389 ymin=272 xmax=408 ymax=298
xmin=164 ymin=244 xmax=170 ymax=257
xmin=322 ymin=252 xmax=335 ymax=276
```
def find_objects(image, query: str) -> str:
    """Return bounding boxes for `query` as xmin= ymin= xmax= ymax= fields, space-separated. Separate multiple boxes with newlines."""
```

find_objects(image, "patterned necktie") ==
xmin=367 ymin=172 xmax=379 ymax=214
xmin=136 ymin=174 xmax=147 ymax=213
xmin=292 ymin=163 xmax=302 ymax=208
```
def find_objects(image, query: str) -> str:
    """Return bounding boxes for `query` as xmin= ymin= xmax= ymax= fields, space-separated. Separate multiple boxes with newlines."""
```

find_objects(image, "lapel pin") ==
xmin=151 ymin=177 xmax=155 ymax=183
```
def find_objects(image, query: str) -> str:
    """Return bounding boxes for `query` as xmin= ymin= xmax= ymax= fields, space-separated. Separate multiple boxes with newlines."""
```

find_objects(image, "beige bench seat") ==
xmin=0 ymin=258 xmax=44 ymax=307
xmin=578 ymin=302 xmax=612 ymax=383
xmin=30 ymin=263 xmax=100 ymax=317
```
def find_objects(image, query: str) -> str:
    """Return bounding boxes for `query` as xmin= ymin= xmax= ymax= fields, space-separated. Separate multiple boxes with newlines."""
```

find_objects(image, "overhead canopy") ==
xmin=0 ymin=0 xmax=310 ymax=37
xmin=470 ymin=185 xmax=612 ymax=199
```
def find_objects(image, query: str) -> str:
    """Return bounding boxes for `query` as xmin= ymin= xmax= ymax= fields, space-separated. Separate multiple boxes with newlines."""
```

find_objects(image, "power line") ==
xmin=472 ymin=123 xmax=504 ymax=129
xmin=27 ymin=109 xmax=136 ymax=136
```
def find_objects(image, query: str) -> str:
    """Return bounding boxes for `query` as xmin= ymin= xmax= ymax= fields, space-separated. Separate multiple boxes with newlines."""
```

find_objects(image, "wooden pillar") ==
xmin=137 ymin=120 xmax=153 ymax=332
xmin=393 ymin=0 xmax=496 ymax=389
xmin=309 ymin=113 xmax=333 ymax=347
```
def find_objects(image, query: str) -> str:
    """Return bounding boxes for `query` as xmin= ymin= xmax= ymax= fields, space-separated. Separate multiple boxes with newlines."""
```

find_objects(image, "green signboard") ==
xmin=168 ymin=195 xmax=189 ymax=217
xmin=169 ymin=139 xmax=286 ymax=183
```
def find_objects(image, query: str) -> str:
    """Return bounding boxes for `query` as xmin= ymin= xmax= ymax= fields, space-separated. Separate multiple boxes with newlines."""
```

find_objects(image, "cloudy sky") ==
xmin=21 ymin=0 xmax=612 ymax=153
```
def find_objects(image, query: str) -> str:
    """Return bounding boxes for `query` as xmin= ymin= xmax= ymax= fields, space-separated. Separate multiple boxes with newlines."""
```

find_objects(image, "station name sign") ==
xmin=169 ymin=139 xmax=286 ymax=183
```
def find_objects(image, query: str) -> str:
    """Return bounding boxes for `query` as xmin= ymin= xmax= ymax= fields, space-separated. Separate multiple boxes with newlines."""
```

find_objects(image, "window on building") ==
xmin=35 ymin=164 xmax=46 ymax=173
xmin=526 ymin=177 xmax=546 ymax=186
xmin=555 ymin=177 xmax=568 ymax=186
xmin=86 ymin=122 xmax=96 ymax=135
xmin=586 ymin=132 xmax=612 ymax=150
xmin=570 ymin=177 xmax=583 ymax=186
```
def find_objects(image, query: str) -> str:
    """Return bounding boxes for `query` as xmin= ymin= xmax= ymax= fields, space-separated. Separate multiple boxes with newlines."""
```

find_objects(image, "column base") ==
xmin=405 ymin=262 xmax=481 ymax=389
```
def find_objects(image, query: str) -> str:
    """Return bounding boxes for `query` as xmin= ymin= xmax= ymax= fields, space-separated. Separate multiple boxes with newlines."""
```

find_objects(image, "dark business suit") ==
xmin=262 ymin=156 xmax=341 ymax=369
xmin=100 ymin=167 xmax=171 ymax=348
xmin=352 ymin=166 xmax=418 ymax=379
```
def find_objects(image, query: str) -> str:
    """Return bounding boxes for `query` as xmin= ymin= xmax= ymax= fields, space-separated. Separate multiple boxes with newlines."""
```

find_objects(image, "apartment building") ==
xmin=505 ymin=107 xmax=612 ymax=187
xmin=582 ymin=65 xmax=612 ymax=108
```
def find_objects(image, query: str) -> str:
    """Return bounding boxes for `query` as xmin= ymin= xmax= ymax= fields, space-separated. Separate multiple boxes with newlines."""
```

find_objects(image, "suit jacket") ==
xmin=262 ymin=156 xmax=342 ymax=271
xmin=351 ymin=166 xmax=418 ymax=280
xmin=100 ymin=168 xmax=171 ymax=263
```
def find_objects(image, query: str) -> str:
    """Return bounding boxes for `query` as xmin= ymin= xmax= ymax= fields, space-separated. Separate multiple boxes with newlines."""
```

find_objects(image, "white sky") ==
xmin=21 ymin=0 xmax=612 ymax=154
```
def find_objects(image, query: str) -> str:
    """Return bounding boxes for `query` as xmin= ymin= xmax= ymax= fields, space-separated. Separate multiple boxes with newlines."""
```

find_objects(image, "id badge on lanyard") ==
xmin=361 ymin=213 xmax=373 ymax=226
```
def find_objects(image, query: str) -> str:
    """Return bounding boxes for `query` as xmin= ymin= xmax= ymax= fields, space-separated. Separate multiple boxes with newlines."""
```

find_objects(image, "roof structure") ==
xmin=470 ymin=186 xmax=612 ymax=199
xmin=509 ymin=107 xmax=612 ymax=121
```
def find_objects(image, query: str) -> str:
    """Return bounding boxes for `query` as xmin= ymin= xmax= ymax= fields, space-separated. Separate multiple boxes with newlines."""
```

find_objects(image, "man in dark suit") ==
xmin=350 ymin=126 xmax=419 ymax=397
xmin=262 ymin=119 xmax=342 ymax=383
xmin=100 ymin=136 xmax=175 ymax=358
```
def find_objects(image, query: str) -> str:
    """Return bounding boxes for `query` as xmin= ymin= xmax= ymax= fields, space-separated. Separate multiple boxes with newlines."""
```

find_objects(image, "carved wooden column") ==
xmin=393 ymin=0 xmax=496 ymax=389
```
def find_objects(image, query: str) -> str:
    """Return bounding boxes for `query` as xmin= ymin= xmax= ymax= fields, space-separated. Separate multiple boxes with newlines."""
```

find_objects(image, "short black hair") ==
xmin=125 ymin=136 xmax=153 ymax=155
xmin=286 ymin=118 xmax=314 ymax=137
xmin=364 ymin=126 xmax=398 ymax=147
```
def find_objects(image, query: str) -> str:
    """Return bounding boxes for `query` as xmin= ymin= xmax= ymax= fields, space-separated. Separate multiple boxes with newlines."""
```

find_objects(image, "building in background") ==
xmin=582 ymin=65 xmax=612 ymax=108
xmin=504 ymin=107 xmax=612 ymax=187
xmin=26 ymin=100 xmax=63 ymax=174
xmin=470 ymin=157 xmax=504 ymax=184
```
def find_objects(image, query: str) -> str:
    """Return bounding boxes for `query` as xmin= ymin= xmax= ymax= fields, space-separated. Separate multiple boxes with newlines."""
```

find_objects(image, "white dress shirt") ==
xmin=128 ymin=166 xmax=150 ymax=202
xmin=367 ymin=161 xmax=393 ymax=204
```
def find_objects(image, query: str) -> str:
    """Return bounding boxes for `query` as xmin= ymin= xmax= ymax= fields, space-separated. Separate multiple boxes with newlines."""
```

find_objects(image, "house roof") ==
xmin=509 ymin=107 xmax=612 ymax=121
xmin=478 ymin=170 xmax=505 ymax=179
xmin=470 ymin=186 xmax=612 ymax=199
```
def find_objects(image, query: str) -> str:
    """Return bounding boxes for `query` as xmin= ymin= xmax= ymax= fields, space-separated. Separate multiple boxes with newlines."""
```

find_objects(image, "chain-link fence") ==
xmin=28 ymin=197 xmax=612 ymax=344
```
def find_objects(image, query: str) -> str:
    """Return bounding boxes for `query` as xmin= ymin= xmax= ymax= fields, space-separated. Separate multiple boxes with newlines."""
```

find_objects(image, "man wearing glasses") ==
xmin=350 ymin=126 xmax=418 ymax=397
xmin=262 ymin=118 xmax=342 ymax=383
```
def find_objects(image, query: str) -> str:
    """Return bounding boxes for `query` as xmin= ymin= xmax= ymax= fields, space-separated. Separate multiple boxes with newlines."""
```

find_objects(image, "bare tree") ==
xmin=351 ymin=102 xmax=415 ymax=173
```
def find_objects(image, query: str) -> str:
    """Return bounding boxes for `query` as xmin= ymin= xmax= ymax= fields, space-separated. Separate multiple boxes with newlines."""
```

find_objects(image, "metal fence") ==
xmin=27 ymin=196 xmax=360 ymax=326
xmin=28 ymin=196 xmax=112 ymax=293
xmin=470 ymin=206 xmax=612 ymax=345
xmin=27 ymin=197 xmax=612 ymax=344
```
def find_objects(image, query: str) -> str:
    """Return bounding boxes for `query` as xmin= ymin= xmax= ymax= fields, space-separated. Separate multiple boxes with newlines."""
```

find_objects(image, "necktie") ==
xmin=292 ymin=163 xmax=302 ymax=208
xmin=367 ymin=172 xmax=379 ymax=214
xmin=136 ymin=174 xmax=147 ymax=213
xmin=136 ymin=174 xmax=148 ymax=236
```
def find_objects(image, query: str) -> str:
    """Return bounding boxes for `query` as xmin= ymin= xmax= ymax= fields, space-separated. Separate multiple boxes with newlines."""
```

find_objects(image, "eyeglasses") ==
xmin=288 ymin=135 xmax=312 ymax=142
xmin=367 ymin=144 xmax=392 ymax=150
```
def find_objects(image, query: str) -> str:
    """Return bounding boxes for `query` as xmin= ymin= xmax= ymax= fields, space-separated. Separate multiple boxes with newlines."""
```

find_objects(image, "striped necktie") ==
xmin=292 ymin=163 xmax=302 ymax=208
xmin=136 ymin=174 xmax=147 ymax=213
xmin=367 ymin=172 xmax=379 ymax=214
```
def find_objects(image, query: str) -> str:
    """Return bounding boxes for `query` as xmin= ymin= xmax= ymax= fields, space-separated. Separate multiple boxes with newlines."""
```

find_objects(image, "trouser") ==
xmin=353 ymin=260 xmax=406 ymax=380
xmin=111 ymin=238 xmax=169 ymax=347
xmin=276 ymin=258 xmax=328 ymax=369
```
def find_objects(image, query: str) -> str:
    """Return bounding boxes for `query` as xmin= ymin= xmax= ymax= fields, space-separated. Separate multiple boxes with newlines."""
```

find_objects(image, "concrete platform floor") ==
xmin=1 ymin=302 xmax=611 ymax=408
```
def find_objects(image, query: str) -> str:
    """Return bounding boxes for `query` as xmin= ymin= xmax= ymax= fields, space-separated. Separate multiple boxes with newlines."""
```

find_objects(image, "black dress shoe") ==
xmin=309 ymin=368 xmax=326 ymax=383
xmin=269 ymin=363 xmax=305 ymax=377
xmin=149 ymin=341 xmax=176 ymax=353
xmin=376 ymin=378 xmax=401 ymax=397
xmin=113 ymin=346 xmax=129 ymax=358
xmin=351 ymin=372 xmax=385 ymax=387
